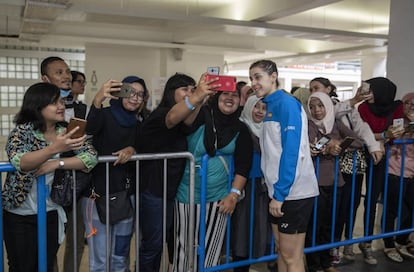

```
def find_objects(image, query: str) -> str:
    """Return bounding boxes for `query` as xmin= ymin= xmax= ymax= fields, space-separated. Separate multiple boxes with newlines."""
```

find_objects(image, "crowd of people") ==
xmin=2 ymin=57 xmax=414 ymax=272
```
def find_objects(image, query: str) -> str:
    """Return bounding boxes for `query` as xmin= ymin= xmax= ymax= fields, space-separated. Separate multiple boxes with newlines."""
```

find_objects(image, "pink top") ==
xmin=388 ymin=121 xmax=414 ymax=178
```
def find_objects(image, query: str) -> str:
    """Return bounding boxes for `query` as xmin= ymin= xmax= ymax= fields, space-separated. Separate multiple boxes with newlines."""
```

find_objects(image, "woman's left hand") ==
xmin=217 ymin=193 xmax=238 ymax=214
xmin=34 ymin=160 xmax=58 ymax=177
xmin=112 ymin=146 xmax=135 ymax=165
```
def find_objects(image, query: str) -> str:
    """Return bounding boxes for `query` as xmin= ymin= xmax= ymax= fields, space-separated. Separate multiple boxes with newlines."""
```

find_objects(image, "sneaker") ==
xmin=267 ymin=261 xmax=277 ymax=272
xmin=395 ymin=242 xmax=414 ymax=259
xmin=358 ymin=242 xmax=378 ymax=265
xmin=407 ymin=241 xmax=414 ymax=255
xmin=384 ymin=248 xmax=403 ymax=263
xmin=343 ymin=244 xmax=355 ymax=261
xmin=330 ymin=247 xmax=341 ymax=265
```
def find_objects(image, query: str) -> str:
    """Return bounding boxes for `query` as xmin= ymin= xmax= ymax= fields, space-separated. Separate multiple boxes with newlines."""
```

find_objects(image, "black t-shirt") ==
xmin=138 ymin=107 xmax=190 ymax=199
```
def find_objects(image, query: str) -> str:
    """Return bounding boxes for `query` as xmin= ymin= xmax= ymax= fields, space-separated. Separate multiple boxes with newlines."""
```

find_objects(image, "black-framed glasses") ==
xmin=130 ymin=90 xmax=145 ymax=99
xmin=74 ymin=79 xmax=87 ymax=85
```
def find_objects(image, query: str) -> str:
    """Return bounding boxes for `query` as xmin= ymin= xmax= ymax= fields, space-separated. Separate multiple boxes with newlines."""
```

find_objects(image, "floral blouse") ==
xmin=3 ymin=122 xmax=98 ymax=210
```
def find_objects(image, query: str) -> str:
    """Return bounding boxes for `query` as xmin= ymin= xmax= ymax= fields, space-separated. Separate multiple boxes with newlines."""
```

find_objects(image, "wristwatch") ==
xmin=58 ymin=160 xmax=65 ymax=169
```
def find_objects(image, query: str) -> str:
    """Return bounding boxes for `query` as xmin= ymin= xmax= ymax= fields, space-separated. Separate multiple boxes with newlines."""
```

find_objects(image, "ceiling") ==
xmin=0 ymin=0 xmax=390 ymax=69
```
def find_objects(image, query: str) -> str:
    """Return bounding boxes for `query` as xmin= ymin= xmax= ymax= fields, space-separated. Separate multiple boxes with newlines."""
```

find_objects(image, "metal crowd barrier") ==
xmin=0 ymin=152 xmax=195 ymax=272
xmin=197 ymin=138 xmax=414 ymax=271
xmin=1 ymin=139 xmax=414 ymax=271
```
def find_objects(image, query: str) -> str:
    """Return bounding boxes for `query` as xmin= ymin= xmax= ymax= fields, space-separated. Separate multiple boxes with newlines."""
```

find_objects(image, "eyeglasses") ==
xmin=73 ymin=79 xmax=87 ymax=85
xmin=404 ymin=101 xmax=414 ymax=108
xmin=130 ymin=90 xmax=145 ymax=99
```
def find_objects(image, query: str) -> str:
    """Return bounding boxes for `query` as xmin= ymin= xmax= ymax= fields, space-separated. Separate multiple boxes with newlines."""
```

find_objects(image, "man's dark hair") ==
xmin=40 ymin=56 xmax=65 ymax=76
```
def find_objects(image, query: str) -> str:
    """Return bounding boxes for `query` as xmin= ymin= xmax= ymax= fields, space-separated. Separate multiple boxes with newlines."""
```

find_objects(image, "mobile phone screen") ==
xmin=314 ymin=136 xmax=330 ymax=151
xmin=393 ymin=118 xmax=404 ymax=131
xmin=207 ymin=67 xmax=220 ymax=75
xmin=361 ymin=81 xmax=370 ymax=94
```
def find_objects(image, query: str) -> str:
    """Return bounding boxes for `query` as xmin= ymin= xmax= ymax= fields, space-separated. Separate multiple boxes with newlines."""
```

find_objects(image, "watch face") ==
xmin=59 ymin=160 xmax=64 ymax=168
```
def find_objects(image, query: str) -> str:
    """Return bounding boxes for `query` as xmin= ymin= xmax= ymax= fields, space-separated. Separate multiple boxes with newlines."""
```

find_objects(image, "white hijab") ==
xmin=308 ymin=92 xmax=335 ymax=134
xmin=239 ymin=95 xmax=263 ymax=137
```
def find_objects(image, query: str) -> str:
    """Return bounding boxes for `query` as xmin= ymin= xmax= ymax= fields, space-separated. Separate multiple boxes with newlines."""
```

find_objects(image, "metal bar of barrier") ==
xmin=397 ymin=144 xmax=407 ymax=231
xmin=2 ymin=139 xmax=414 ymax=271
xmin=0 ymin=162 xmax=16 ymax=272
xmin=104 ymin=162 xmax=111 ymax=272
xmin=347 ymin=151 xmax=358 ymax=240
xmin=364 ymin=157 xmax=374 ymax=236
xmin=134 ymin=160 xmax=140 ymax=271
xmin=97 ymin=152 xmax=195 ymax=272
xmin=331 ymin=156 xmax=339 ymax=243
xmin=382 ymin=144 xmax=391 ymax=233
xmin=199 ymin=154 xmax=209 ymax=272
xmin=37 ymin=175 xmax=48 ymax=272
xmin=71 ymin=170 xmax=78 ymax=271
xmin=311 ymin=157 xmax=320 ymax=247
xmin=196 ymin=139 xmax=414 ymax=271
xmin=225 ymin=156 xmax=234 ymax=264
xmin=162 ymin=158 xmax=167 ymax=270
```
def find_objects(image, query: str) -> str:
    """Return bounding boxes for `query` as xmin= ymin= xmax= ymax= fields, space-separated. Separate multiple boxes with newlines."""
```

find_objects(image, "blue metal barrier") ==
xmin=196 ymin=139 xmax=414 ymax=271
xmin=2 ymin=139 xmax=414 ymax=271
xmin=0 ymin=163 xmax=48 ymax=272
xmin=0 ymin=152 xmax=196 ymax=272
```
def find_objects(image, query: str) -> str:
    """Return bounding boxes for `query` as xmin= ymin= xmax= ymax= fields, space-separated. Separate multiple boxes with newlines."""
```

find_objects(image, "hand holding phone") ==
xmin=205 ymin=74 xmax=237 ymax=92
xmin=313 ymin=136 xmax=331 ymax=151
xmin=339 ymin=136 xmax=355 ymax=151
xmin=393 ymin=118 xmax=404 ymax=131
xmin=360 ymin=81 xmax=371 ymax=95
xmin=112 ymin=83 xmax=132 ymax=98
xmin=67 ymin=117 xmax=87 ymax=139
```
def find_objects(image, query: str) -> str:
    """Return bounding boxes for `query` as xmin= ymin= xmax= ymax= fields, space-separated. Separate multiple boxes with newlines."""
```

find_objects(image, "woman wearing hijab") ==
xmin=230 ymin=95 xmax=271 ymax=272
xmin=306 ymin=92 xmax=363 ymax=272
xmin=173 ymin=91 xmax=253 ymax=271
xmin=138 ymin=73 xmax=214 ymax=272
xmin=357 ymin=77 xmax=405 ymax=265
xmin=83 ymin=76 xmax=147 ymax=271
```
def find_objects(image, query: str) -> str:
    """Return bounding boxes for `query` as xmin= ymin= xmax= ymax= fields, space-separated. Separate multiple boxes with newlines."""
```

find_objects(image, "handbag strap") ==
xmin=345 ymin=114 xmax=353 ymax=130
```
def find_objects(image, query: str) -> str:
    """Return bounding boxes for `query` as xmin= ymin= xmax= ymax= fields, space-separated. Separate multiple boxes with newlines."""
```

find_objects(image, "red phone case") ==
xmin=205 ymin=74 xmax=237 ymax=92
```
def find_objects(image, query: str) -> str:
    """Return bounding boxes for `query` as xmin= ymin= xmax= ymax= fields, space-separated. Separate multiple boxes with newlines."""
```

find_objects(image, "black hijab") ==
xmin=366 ymin=77 xmax=402 ymax=117
xmin=203 ymin=92 xmax=241 ymax=157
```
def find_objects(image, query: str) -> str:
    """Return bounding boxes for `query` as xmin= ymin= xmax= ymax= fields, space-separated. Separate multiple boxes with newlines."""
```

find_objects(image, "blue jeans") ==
xmin=82 ymin=196 xmax=135 ymax=272
xmin=139 ymin=191 xmax=174 ymax=272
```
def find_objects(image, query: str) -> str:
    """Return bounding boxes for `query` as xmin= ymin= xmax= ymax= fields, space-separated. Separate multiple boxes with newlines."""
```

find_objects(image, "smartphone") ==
xmin=205 ymin=74 xmax=237 ymax=92
xmin=360 ymin=81 xmax=371 ymax=95
xmin=112 ymin=83 xmax=132 ymax=98
xmin=67 ymin=117 xmax=87 ymax=139
xmin=313 ymin=136 xmax=331 ymax=151
xmin=207 ymin=66 xmax=220 ymax=75
xmin=339 ymin=136 xmax=355 ymax=150
xmin=393 ymin=118 xmax=404 ymax=131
